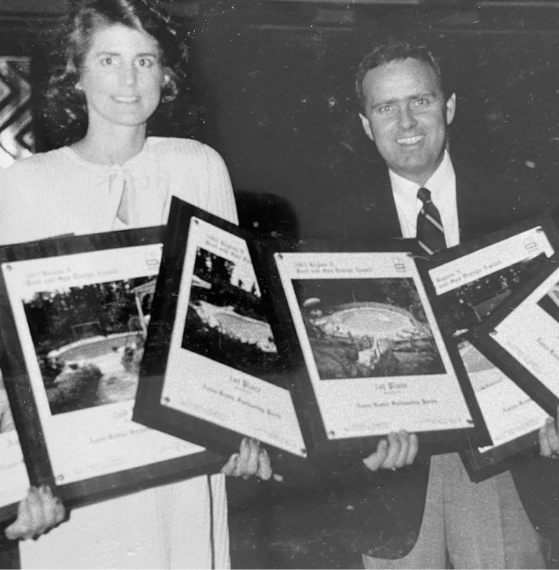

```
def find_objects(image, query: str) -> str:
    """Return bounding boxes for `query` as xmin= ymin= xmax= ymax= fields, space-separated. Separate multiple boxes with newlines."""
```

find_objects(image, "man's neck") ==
xmin=391 ymin=154 xmax=446 ymax=188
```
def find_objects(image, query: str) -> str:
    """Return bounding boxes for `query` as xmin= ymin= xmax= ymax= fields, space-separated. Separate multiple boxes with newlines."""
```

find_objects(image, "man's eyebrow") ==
xmin=409 ymin=91 xmax=439 ymax=99
xmin=370 ymin=98 xmax=398 ymax=110
xmin=371 ymin=91 xmax=439 ymax=109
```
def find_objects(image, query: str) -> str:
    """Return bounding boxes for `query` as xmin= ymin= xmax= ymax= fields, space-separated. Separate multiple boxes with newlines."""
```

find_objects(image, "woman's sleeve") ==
xmin=0 ymin=166 xmax=39 ymax=246
xmin=200 ymin=144 xmax=239 ymax=226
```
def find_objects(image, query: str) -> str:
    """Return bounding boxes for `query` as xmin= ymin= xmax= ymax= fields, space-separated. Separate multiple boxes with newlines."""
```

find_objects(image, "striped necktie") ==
xmin=416 ymin=187 xmax=446 ymax=254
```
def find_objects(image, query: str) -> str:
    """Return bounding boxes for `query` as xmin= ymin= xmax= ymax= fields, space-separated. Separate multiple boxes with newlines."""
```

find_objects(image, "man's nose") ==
xmin=398 ymin=105 xmax=417 ymax=129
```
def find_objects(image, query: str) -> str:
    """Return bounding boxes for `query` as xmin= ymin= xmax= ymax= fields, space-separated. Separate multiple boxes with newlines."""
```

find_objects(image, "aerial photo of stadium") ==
xmin=292 ymin=277 xmax=446 ymax=380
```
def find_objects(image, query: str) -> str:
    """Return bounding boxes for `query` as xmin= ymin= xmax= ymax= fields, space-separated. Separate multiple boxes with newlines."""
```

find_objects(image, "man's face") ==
xmin=359 ymin=58 xmax=456 ymax=186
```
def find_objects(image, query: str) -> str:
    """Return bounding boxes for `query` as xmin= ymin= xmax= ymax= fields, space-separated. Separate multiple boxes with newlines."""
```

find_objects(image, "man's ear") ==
xmin=445 ymin=93 xmax=456 ymax=125
xmin=359 ymin=113 xmax=374 ymax=141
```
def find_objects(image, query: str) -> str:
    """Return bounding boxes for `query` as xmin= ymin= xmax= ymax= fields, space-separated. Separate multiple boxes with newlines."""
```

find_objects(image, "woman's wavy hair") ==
xmin=44 ymin=0 xmax=188 ymax=133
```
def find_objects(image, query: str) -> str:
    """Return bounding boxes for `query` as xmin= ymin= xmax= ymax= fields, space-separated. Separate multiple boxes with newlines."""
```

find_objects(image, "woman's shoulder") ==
xmin=0 ymin=148 xmax=74 ymax=184
xmin=146 ymin=137 xmax=226 ymax=166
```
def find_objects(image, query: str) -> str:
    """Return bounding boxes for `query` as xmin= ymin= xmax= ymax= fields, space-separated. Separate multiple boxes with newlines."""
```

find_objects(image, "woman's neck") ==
xmin=72 ymin=124 xmax=147 ymax=166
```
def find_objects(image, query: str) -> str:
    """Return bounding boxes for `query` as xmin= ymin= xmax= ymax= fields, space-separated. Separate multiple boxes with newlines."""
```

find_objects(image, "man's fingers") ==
xmin=406 ymin=433 xmax=419 ymax=465
xmin=540 ymin=418 xmax=554 ymax=457
xmin=546 ymin=415 xmax=559 ymax=454
xmin=382 ymin=432 xmax=402 ymax=469
xmin=363 ymin=438 xmax=388 ymax=472
xmin=393 ymin=431 xmax=410 ymax=468
xmin=256 ymin=448 xmax=273 ymax=481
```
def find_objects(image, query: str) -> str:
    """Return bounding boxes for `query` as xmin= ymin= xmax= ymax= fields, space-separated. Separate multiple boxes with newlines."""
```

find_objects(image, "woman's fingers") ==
xmin=221 ymin=439 xmax=274 ymax=480
xmin=5 ymin=487 xmax=65 ymax=541
xmin=220 ymin=453 xmax=240 ymax=476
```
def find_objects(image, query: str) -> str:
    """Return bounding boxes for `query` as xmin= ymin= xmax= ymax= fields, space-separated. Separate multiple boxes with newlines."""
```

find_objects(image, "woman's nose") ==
xmin=121 ymin=63 xmax=137 ymax=86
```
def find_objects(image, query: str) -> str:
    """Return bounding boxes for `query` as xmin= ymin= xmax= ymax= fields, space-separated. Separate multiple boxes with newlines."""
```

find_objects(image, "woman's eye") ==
xmin=101 ymin=57 xmax=114 ymax=66
xmin=137 ymin=58 xmax=154 ymax=68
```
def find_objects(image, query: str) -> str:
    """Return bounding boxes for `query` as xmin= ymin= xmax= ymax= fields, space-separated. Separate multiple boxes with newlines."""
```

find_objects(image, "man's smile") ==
xmin=396 ymin=135 xmax=424 ymax=146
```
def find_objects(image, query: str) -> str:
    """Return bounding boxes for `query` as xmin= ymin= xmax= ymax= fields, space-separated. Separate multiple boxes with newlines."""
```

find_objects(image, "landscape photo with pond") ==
xmin=23 ymin=276 xmax=156 ymax=415
xmin=181 ymin=247 xmax=283 ymax=384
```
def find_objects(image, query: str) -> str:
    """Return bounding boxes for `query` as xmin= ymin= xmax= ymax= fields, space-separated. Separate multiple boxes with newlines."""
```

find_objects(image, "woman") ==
xmin=0 ymin=1 xmax=269 ymax=567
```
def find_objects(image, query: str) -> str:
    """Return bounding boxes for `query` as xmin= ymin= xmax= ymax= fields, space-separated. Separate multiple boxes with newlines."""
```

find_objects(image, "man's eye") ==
xmin=101 ymin=57 xmax=114 ymax=65
xmin=413 ymin=98 xmax=429 ymax=107
xmin=378 ymin=105 xmax=393 ymax=114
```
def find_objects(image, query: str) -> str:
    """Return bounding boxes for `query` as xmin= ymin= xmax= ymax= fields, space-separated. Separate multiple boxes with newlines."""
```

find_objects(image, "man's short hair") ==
xmin=355 ymin=41 xmax=444 ymax=113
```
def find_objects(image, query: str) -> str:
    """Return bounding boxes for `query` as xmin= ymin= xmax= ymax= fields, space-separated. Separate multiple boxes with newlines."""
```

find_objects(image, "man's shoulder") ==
xmin=451 ymin=148 xmax=551 ymax=240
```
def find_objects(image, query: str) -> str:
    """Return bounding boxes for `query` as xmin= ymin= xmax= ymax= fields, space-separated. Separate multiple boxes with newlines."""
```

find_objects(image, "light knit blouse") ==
xmin=0 ymin=137 xmax=237 ymax=569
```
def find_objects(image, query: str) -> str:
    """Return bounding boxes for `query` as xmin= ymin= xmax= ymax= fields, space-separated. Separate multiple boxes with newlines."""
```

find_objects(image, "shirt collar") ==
xmin=389 ymin=150 xmax=452 ymax=202
xmin=389 ymin=150 xmax=455 ymax=230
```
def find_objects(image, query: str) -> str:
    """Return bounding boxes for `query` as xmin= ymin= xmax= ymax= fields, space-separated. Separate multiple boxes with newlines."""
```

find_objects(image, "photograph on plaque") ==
xmin=254 ymin=243 xmax=491 ymax=457
xmin=134 ymin=199 xmax=307 ymax=468
xmin=427 ymin=215 xmax=558 ymax=340
xmin=424 ymin=216 xmax=557 ymax=479
xmin=0 ymin=228 xmax=222 ymax=510
xmin=293 ymin=277 xmax=445 ymax=380
xmin=181 ymin=245 xmax=278 ymax=381
xmin=473 ymin=257 xmax=559 ymax=416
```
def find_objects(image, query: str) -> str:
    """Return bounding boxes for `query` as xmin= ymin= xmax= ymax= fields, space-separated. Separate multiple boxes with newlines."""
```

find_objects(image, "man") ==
xmin=334 ymin=41 xmax=555 ymax=568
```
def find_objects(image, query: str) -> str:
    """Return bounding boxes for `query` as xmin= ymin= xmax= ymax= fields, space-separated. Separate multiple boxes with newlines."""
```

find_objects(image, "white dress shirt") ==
xmin=389 ymin=150 xmax=460 ymax=248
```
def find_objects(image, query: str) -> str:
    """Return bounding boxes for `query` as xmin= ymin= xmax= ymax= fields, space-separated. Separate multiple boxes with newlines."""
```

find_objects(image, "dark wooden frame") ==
xmin=472 ymin=257 xmax=559 ymax=418
xmin=134 ymin=198 xmax=310 ymax=474
xmin=0 ymin=405 xmax=27 ymax=525
xmin=251 ymin=236 xmax=492 ymax=463
xmin=0 ymin=227 xmax=223 ymax=516
xmin=423 ymin=212 xmax=559 ymax=481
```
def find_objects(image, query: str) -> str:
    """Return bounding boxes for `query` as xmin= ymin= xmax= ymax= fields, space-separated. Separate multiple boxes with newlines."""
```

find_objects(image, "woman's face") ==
xmin=78 ymin=23 xmax=167 ymax=130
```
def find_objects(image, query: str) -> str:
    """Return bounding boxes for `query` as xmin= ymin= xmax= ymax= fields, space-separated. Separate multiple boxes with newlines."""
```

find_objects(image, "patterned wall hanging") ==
xmin=0 ymin=57 xmax=33 ymax=169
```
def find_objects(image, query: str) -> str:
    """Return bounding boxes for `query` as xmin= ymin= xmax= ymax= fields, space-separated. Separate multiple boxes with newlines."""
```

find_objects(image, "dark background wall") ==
xmin=188 ymin=3 xmax=559 ymax=238
xmin=11 ymin=1 xmax=559 ymax=239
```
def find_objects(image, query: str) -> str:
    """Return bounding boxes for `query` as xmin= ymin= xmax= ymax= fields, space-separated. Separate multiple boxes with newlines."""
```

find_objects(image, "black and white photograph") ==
xmin=435 ymin=253 xmax=547 ymax=338
xmin=23 ymin=276 xmax=156 ymax=416
xmin=292 ymin=277 xmax=445 ymax=379
xmin=135 ymin=206 xmax=307 ymax=462
xmin=3 ymin=0 xmax=559 ymax=568
xmin=182 ymin=246 xmax=282 ymax=383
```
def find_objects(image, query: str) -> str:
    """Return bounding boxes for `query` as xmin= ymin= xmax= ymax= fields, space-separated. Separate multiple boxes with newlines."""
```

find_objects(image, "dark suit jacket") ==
xmin=294 ymin=146 xmax=559 ymax=561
